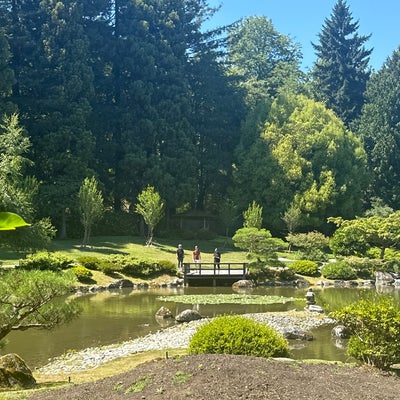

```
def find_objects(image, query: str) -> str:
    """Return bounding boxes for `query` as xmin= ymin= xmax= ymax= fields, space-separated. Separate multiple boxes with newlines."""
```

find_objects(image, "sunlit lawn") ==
xmin=0 ymin=235 xmax=249 ymax=265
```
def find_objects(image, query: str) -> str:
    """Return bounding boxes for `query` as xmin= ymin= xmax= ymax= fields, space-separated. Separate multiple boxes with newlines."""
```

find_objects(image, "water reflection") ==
xmin=3 ymin=285 xmax=399 ymax=369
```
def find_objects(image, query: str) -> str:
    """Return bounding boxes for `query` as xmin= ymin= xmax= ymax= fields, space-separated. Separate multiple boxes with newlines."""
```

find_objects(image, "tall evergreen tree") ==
xmin=0 ymin=27 xmax=15 ymax=115
xmin=311 ymin=0 xmax=372 ymax=127
xmin=358 ymin=48 xmax=400 ymax=208
xmin=19 ymin=0 xmax=95 ymax=237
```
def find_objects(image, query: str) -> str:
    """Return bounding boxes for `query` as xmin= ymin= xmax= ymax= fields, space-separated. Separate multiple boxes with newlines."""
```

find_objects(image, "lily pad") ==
xmin=157 ymin=294 xmax=302 ymax=305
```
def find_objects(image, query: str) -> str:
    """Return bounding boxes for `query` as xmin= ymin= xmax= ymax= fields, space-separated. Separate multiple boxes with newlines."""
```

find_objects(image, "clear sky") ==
xmin=204 ymin=0 xmax=400 ymax=72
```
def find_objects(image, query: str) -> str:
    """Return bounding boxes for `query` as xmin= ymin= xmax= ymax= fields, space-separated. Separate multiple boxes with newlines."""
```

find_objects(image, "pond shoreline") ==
xmin=37 ymin=311 xmax=334 ymax=376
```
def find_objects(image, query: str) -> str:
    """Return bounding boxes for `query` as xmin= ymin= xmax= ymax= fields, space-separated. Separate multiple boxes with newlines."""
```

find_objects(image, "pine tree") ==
xmin=311 ymin=0 xmax=372 ymax=126
xmin=358 ymin=48 xmax=400 ymax=208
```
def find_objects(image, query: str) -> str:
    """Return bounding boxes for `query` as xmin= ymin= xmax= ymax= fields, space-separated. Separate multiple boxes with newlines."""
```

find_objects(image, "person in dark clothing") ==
xmin=176 ymin=244 xmax=185 ymax=270
xmin=213 ymin=248 xmax=221 ymax=271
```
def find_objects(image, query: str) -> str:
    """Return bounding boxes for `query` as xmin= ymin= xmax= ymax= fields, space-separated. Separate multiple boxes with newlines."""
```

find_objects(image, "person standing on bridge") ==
xmin=176 ymin=244 xmax=185 ymax=271
xmin=193 ymin=245 xmax=201 ymax=268
xmin=213 ymin=248 xmax=221 ymax=272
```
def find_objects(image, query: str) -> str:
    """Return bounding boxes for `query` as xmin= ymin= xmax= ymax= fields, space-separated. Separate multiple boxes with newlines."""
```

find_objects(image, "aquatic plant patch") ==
xmin=157 ymin=294 xmax=302 ymax=305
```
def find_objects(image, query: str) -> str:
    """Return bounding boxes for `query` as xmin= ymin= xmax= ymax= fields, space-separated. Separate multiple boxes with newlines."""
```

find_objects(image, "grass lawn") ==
xmin=0 ymin=235 xmax=249 ymax=266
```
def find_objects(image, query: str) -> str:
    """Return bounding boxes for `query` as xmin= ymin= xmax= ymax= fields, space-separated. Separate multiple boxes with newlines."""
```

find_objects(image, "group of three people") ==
xmin=176 ymin=244 xmax=221 ymax=270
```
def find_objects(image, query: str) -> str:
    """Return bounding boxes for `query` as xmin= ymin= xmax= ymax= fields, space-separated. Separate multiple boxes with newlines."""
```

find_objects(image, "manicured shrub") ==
xmin=189 ymin=315 xmax=289 ymax=358
xmin=18 ymin=251 xmax=74 ymax=271
xmin=71 ymin=265 xmax=93 ymax=283
xmin=331 ymin=295 xmax=400 ymax=370
xmin=76 ymin=256 xmax=101 ymax=271
xmin=288 ymin=260 xmax=319 ymax=277
xmin=320 ymin=261 xmax=357 ymax=280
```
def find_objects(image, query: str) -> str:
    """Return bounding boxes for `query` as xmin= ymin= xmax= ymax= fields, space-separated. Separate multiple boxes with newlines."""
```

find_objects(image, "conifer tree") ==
xmin=311 ymin=0 xmax=372 ymax=126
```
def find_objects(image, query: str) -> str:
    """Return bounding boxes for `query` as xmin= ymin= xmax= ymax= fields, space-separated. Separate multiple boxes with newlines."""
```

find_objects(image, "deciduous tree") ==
xmin=135 ymin=186 xmax=164 ymax=246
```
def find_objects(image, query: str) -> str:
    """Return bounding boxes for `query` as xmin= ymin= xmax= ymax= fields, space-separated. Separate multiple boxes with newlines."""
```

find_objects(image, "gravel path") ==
xmin=37 ymin=313 xmax=334 ymax=376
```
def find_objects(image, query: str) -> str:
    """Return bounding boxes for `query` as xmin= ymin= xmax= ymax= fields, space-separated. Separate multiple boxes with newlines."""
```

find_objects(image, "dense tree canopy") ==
xmin=234 ymin=94 xmax=368 ymax=232
xmin=358 ymin=48 xmax=400 ymax=209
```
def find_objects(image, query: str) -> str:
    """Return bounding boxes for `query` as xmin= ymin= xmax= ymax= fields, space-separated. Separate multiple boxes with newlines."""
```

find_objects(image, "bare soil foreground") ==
xmin=27 ymin=354 xmax=400 ymax=400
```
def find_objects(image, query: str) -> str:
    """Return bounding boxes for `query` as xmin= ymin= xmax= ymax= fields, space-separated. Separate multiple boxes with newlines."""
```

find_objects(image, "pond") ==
xmin=3 ymin=285 xmax=400 ymax=369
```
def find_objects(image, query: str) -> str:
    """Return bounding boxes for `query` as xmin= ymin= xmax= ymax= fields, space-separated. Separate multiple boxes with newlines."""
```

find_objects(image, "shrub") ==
xmin=331 ymin=295 xmax=400 ymax=370
xmin=189 ymin=315 xmax=289 ymax=358
xmin=71 ymin=265 xmax=93 ymax=283
xmin=76 ymin=256 xmax=101 ymax=270
xmin=288 ymin=260 xmax=319 ymax=277
xmin=342 ymin=256 xmax=382 ymax=279
xmin=320 ymin=261 xmax=357 ymax=280
xmin=18 ymin=251 xmax=74 ymax=271
xmin=97 ymin=260 xmax=118 ymax=275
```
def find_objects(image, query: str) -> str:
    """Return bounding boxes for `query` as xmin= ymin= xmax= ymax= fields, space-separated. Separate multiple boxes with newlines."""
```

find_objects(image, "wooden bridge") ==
xmin=183 ymin=262 xmax=249 ymax=286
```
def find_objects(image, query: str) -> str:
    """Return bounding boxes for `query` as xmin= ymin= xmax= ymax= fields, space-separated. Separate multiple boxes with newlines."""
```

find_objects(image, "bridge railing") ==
xmin=183 ymin=262 xmax=248 ymax=276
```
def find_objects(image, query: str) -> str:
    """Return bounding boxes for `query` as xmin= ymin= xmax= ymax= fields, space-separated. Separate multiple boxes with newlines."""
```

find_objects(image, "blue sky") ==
xmin=204 ymin=0 xmax=400 ymax=71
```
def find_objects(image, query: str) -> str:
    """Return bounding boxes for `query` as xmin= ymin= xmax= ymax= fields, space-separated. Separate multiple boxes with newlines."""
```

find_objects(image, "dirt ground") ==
xmin=27 ymin=353 xmax=400 ymax=400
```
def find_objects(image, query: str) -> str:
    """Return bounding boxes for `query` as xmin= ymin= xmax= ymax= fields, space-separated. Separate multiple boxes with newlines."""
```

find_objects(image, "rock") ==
xmin=306 ymin=304 xmax=324 ymax=313
xmin=108 ymin=279 xmax=134 ymax=290
xmin=281 ymin=328 xmax=313 ymax=341
xmin=375 ymin=271 xmax=394 ymax=286
xmin=0 ymin=353 xmax=36 ymax=388
xmin=175 ymin=309 xmax=202 ymax=323
xmin=232 ymin=280 xmax=254 ymax=289
xmin=331 ymin=325 xmax=350 ymax=339
xmin=155 ymin=306 xmax=174 ymax=319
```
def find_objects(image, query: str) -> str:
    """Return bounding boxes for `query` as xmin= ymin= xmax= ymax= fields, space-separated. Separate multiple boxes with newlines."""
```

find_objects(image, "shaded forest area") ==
xmin=0 ymin=0 xmax=399 ymax=244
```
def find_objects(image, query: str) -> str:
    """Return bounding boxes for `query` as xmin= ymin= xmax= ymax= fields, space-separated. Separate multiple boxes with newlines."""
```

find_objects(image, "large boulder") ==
xmin=232 ymin=280 xmax=254 ymax=289
xmin=175 ymin=309 xmax=202 ymax=323
xmin=0 ymin=353 xmax=36 ymax=388
xmin=375 ymin=271 xmax=394 ymax=286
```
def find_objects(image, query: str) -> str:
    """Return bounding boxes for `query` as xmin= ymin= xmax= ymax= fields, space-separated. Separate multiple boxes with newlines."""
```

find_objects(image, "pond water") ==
xmin=3 ymin=285 xmax=400 ymax=369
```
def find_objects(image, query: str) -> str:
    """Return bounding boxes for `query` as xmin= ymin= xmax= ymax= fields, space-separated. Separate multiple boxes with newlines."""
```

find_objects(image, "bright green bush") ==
xmin=320 ymin=261 xmax=356 ymax=280
xmin=288 ymin=260 xmax=319 ymax=277
xmin=331 ymin=295 xmax=400 ymax=370
xmin=18 ymin=251 xmax=74 ymax=271
xmin=189 ymin=315 xmax=289 ymax=358
xmin=97 ymin=260 xmax=118 ymax=275
xmin=76 ymin=256 xmax=101 ymax=271
xmin=71 ymin=265 xmax=93 ymax=283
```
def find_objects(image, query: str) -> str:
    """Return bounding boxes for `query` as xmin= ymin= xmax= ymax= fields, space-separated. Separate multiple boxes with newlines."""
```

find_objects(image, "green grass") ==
xmin=0 ymin=235 xmax=248 ymax=265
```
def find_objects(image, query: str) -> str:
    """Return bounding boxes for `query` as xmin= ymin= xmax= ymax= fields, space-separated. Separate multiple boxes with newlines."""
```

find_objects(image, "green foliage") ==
xmin=92 ymin=255 xmax=176 ymax=278
xmin=320 ymin=261 xmax=357 ymax=280
xmin=232 ymin=227 xmax=285 ymax=255
xmin=342 ymin=256 xmax=383 ymax=279
xmin=18 ymin=251 xmax=74 ymax=271
xmin=135 ymin=186 xmax=165 ymax=246
xmin=189 ymin=315 xmax=289 ymax=358
xmin=331 ymin=295 xmax=400 ymax=370
xmin=76 ymin=256 xmax=101 ymax=270
xmin=233 ymin=94 xmax=368 ymax=233
xmin=0 ymin=269 xmax=81 ymax=341
xmin=358 ymin=49 xmax=400 ymax=208
xmin=311 ymin=0 xmax=372 ymax=126
xmin=329 ymin=212 xmax=400 ymax=259
xmin=243 ymin=201 xmax=263 ymax=229
xmin=286 ymin=231 xmax=329 ymax=261
xmin=70 ymin=265 xmax=93 ymax=283
xmin=288 ymin=260 xmax=319 ymax=277
xmin=78 ymin=177 xmax=104 ymax=247
xmin=0 ymin=212 xmax=29 ymax=230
